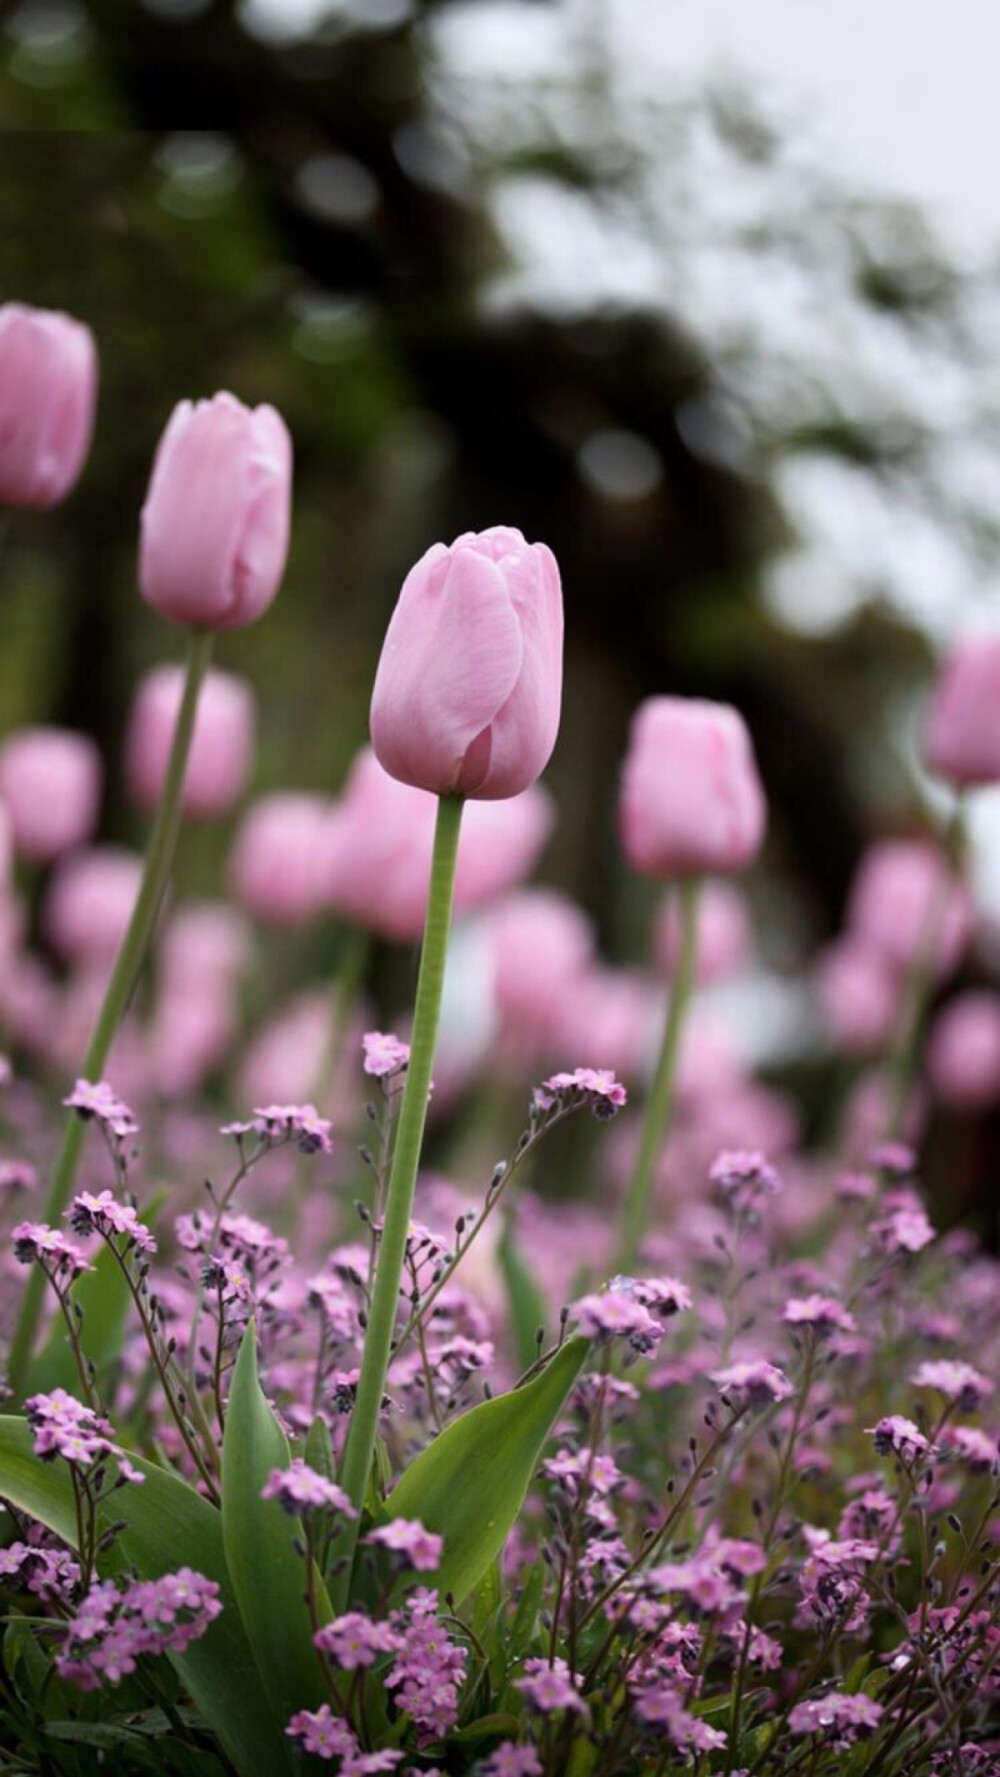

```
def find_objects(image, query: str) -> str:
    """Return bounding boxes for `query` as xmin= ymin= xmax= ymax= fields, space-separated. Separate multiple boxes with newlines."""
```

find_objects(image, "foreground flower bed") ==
xmin=0 ymin=300 xmax=999 ymax=1774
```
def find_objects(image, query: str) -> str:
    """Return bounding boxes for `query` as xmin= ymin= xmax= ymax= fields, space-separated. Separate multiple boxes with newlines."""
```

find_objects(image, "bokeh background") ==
xmin=4 ymin=0 xmax=1000 ymax=1228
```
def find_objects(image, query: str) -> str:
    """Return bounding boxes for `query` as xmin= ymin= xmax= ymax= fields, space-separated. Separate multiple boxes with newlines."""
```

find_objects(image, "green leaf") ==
xmin=385 ymin=1337 xmax=589 ymax=1606
xmin=498 ymin=1215 xmax=550 ymax=1377
xmin=28 ymin=1188 xmax=168 ymax=1399
xmin=304 ymin=1413 xmax=335 ymax=1485
xmin=222 ymin=1321 xmax=331 ymax=1726
xmin=0 ymin=1416 xmax=296 ymax=1777
xmin=509 ymin=1559 xmax=546 ymax=1662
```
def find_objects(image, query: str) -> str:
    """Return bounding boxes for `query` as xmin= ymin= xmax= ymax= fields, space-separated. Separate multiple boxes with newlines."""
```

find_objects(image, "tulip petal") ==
xmin=371 ymin=544 xmax=524 ymax=796
xmin=472 ymin=540 xmax=564 ymax=798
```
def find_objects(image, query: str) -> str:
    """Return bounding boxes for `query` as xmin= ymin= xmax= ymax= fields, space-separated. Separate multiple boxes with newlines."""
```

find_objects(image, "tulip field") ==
xmin=1 ymin=299 xmax=999 ymax=1777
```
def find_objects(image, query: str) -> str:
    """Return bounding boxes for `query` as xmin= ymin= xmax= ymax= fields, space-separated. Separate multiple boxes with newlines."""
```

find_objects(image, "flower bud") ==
xmin=846 ymin=840 xmax=972 ymax=982
xmin=0 ymin=728 xmax=102 ymax=863
xmin=923 ymin=635 xmax=1000 ymax=787
xmin=42 ymin=847 xmax=143 ymax=966
xmin=925 ymin=991 xmax=1000 ymax=1111
xmin=0 ymin=303 xmax=98 ymax=508
xmin=619 ymin=697 xmax=766 ymax=879
xmin=370 ymin=525 xmax=563 ymax=800
xmin=139 ymin=392 xmax=292 ymax=629
xmin=227 ymin=794 xmax=330 ymax=927
xmin=124 ymin=664 xmax=255 ymax=818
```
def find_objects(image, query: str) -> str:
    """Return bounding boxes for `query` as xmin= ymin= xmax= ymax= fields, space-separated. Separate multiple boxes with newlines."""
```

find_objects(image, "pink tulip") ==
xmin=149 ymin=986 xmax=236 ymax=1100
xmin=139 ymin=392 xmax=292 ymax=629
xmin=239 ymin=988 xmax=362 ymax=1120
xmin=923 ymin=636 xmax=1000 ymax=787
xmin=370 ymin=525 xmax=563 ymax=800
xmin=925 ymin=991 xmax=1000 ymax=1111
xmin=124 ymin=664 xmax=255 ymax=818
xmin=42 ymin=847 xmax=143 ymax=966
xmin=0 ymin=727 xmax=101 ymax=863
xmin=814 ymin=935 xmax=900 ymax=1055
xmin=485 ymin=888 xmax=595 ymax=1065
xmin=159 ymin=901 xmax=253 ymax=992
xmin=321 ymin=747 xmax=553 ymax=941
xmin=653 ymin=880 xmax=752 ymax=983
xmin=549 ymin=965 xmax=662 ymax=1084
xmin=619 ymin=697 xmax=766 ymax=879
xmin=0 ymin=799 xmax=11 ymax=898
xmin=227 ymin=793 xmax=330 ymax=927
xmin=846 ymin=840 xmax=973 ymax=982
xmin=0 ymin=303 xmax=98 ymax=508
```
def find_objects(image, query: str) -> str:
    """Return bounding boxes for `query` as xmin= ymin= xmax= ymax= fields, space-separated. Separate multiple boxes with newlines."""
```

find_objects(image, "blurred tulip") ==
xmin=814 ymin=935 xmax=900 ymax=1055
xmin=370 ymin=525 xmax=563 ymax=799
xmin=159 ymin=900 xmax=254 ymax=992
xmin=239 ymin=988 xmax=362 ymax=1122
xmin=0 ymin=302 xmax=98 ymax=508
xmin=619 ymin=696 xmax=766 ymax=879
xmin=42 ymin=847 xmax=143 ymax=966
xmin=485 ymin=888 xmax=594 ymax=1066
xmin=139 ymin=392 xmax=292 ymax=629
xmin=124 ymin=664 xmax=255 ymax=818
xmin=653 ymin=879 xmax=752 ymax=983
xmin=846 ymin=840 xmax=973 ymax=982
xmin=321 ymin=748 xmax=553 ymax=942
xmin=549 ymin=964 xmax=661 ymax=1084
xmin=925 ymin=991 xmax=1000 ymax=1111
xmin=149 ymin=986 xmax=236 ymax=1100
xmin=228 ymin=794 xmax=330 ymax=928
xmin=0 ymin=798 xmax=11 ymax=897
xmin=923 ymin=635 xmax=1000 ymax=787
xmin=0 ymin=728 xmax=101 ymax=863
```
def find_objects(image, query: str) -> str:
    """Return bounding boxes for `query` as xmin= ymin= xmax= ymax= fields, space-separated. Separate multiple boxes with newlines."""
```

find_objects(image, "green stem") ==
xmin=617 ymin=876 xmax=700 ymax=1271
xmin=333 ymin=794 xmax=464 ymax=1604
xmin=7 ymin=627 xmax=214 ymax=1394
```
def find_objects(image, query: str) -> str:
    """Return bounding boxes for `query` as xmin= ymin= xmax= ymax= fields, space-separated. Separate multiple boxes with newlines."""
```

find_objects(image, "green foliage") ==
xmin=221 ymin=1321 xmax=331 ymax=1725
xmin=384 ymin=1336 xmax=589 ymax=1606
xmin=0 ymin=1416 xmax=295 ymax=1777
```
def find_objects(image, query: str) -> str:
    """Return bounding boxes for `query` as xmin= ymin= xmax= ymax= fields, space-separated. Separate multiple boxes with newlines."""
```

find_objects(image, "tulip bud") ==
xmin=925 ymin=991 xmax=1000 ymax=1111
xmin=814 ymin=935 xmax=899 ymax=1055
xmin=227 ymin=793 xmax=330 ymax=927
xmin=42 ymin=847 xmax=143 ymax=966
xmin=923 ymin=635 xmax=1000 ymax=788
xmin=0 ymin=303 xmax=98 ymax=508
xmin=124 ymin=664 xmax=255 ymax=819
xmin=0 ymin=727 xmax=102 ymax=863
xmin=370 ymin=525 xmax=563 ymax=800
xmin=485 ymin=888 xmax=594 ymax=1066
xmin=846 ymin=840 xmax=973 ymax=982
xmin=619 ymin=697 xmax=766 ymax=879
xmin=321 ymin=746 xmax=553 ymax=942
xmin=139 ymin=392 xmax=292 ymax=630
xmin=653 ymin=880 xmax=752 ymax=983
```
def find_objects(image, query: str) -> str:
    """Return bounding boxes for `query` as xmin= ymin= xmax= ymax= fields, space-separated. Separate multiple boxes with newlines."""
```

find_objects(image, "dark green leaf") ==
xmin=498 ymin=1216 xmax=549 ymax=1376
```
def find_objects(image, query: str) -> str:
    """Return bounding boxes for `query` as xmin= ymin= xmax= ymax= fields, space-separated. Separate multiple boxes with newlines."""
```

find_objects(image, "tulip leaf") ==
xmin=384 ymin=1336 xmax=589 ymax=1606
xmin=221 ymin=1321 xmax=331 ymax=1727
xmin=498 ymin=1214 xmax=550 ymax=1377
xmin=0 ymin=1416 xmax=296 ymax=1777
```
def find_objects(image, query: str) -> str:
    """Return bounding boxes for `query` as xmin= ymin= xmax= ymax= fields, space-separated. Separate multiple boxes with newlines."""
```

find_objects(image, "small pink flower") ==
xmin=367 ymin=1518 xmax=443 ymax=1572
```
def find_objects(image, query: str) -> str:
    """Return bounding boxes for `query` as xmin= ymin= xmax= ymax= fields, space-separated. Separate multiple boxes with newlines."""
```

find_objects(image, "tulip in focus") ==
xmin=619 ymin=697 xmax=766 ymax=879
xmin=925 ymin=991 xmax=1000 ymax=1112
xmin=923 ymin=635 xmax=1000 ymax=788
xmin=228 ymin=794 xmax=330 ymax=928
xmin=321 ymin=748 xmax=554 ymax=942
xmin=846 ymin=840 xmax=973 ymax=983
xmin=0 ymin=302 xmax=98 ymax=508
xmin=124 ymin=665 xmax=255 ymax=818
xmin=654 ymin=879 xmax=752 ymax=983
xmin=370 ymin=525 xmax=563 ymax=800
xmin=139 ymin=392 xmax=292 ymax=630
xmin=0 ymin=728 xmax=102 ymax=864
xmin=42 ymin=848 xmax=143 ymax=967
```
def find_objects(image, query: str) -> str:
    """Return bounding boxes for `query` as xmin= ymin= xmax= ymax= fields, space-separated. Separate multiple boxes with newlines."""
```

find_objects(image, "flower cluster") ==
xmin=55 ymin=1570 xmax=222 ymax=1690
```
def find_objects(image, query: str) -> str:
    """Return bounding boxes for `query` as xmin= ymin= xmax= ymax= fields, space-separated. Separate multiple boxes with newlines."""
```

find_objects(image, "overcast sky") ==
xmin=615 ymin=0 xmax=999 ymax=255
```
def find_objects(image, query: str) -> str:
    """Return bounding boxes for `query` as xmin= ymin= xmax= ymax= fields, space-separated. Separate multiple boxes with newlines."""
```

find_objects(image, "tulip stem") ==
xmin=617 ymin=876 xmax=701 ymax=1272
xmin=7 ymin=627 xmax=214 ymax=1394
xmin=334 ymin=794 xmax=464 ymax=1603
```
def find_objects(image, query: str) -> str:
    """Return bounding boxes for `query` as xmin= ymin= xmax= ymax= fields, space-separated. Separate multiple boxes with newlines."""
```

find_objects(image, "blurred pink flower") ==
xmin=124 ymin=665 xmax=255 ymax=818
xmin=0 ymin=728 xmax=101 ymax=864
xmin=619 ymin=696 xmax=766 ymax=879
xmin=0 ymin=302 xmax=98 ymax=508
